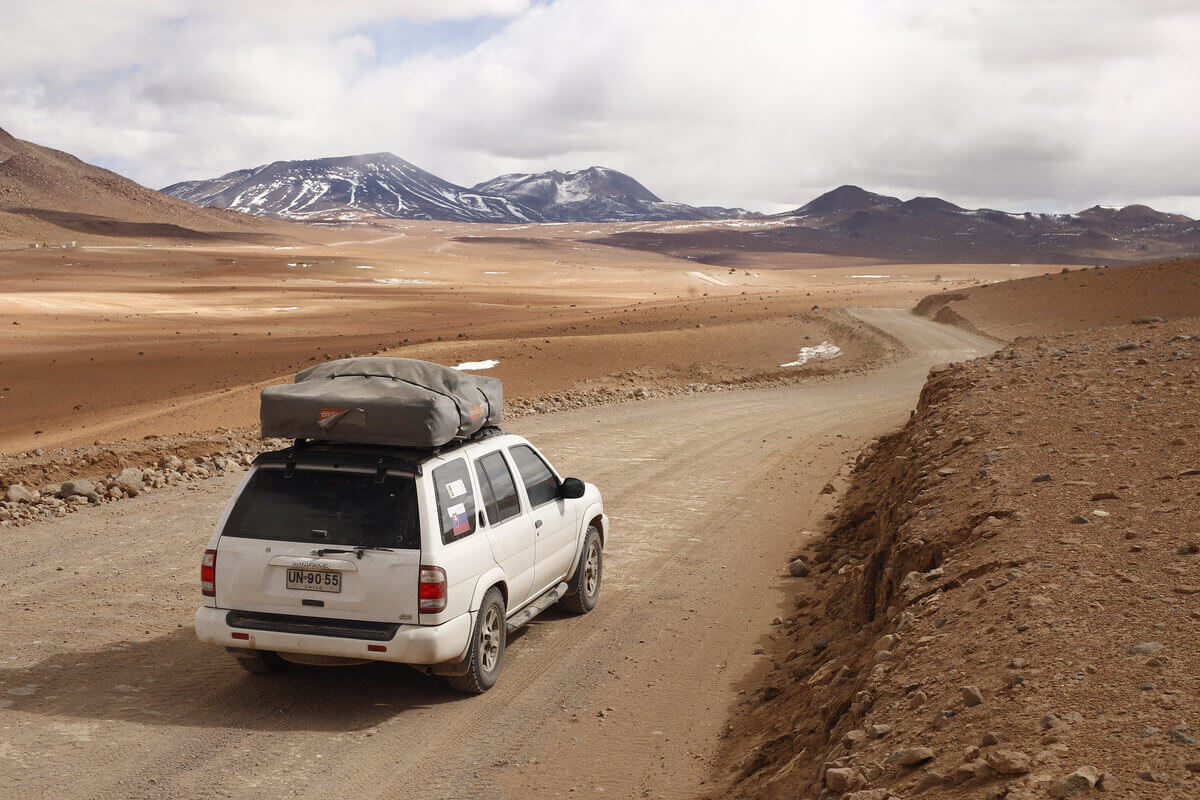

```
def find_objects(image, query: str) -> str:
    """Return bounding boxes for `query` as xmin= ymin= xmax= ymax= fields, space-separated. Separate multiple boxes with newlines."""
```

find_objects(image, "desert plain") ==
xmin=2 ymin=212 xmax=1199 ymax=800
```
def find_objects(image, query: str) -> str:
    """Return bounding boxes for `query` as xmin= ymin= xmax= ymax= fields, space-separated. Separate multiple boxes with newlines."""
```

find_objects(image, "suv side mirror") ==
xmin=560 ymin=478 xmax=586 ymax=499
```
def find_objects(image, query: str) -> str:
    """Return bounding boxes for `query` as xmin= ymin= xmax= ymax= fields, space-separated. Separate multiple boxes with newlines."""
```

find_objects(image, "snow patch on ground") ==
xmin=354 ymin=265 xmax=375 ymax=270
xmin=269 ymin=307 xmax=300 ymax=311
xmin=781 ymin=342 xmax=842 ymax=367
xmin=849 ymin=274 xmax=891 ymax=279
xmin=451 ymin=360 xmax=500 ymax=371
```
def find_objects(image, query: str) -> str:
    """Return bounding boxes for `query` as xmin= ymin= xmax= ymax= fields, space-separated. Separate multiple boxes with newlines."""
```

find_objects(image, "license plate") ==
xmin=286 ymin=568 xmax=342 ymax=593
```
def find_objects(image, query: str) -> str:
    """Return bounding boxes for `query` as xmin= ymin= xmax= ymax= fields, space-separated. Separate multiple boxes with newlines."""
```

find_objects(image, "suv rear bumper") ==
xmin=195 ymin=606 xmax=472 ymax=665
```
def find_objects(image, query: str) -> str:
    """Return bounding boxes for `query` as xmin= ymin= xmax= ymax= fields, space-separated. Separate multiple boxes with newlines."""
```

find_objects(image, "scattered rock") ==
xmin=1033 ymin=473 xmax=1053 ymax=483
xmin=110 ymin=467 xmax=144 ymax=497
xmin=1114 ymin=342 xmax=1140 ymax=351
xmin=961 ymin=685 xmax=984 ymax=707
xmin=1048 ymin=766 xmax=1100 ymax=797
xmin=845 ymin=790 xmax=895 ymax=800
xmin=842 ymin=729 xmax=868 ymax=749
xmin=887 ymin=747 xmax=935 ymax=767
xmin=787 ymin=558 xmax=810 ymax=577
xmin=984 ymin=749 xmax=1031 ymax=775
xmin=953 ymin=759 xmax=992 ymax=784
xmin=912 ymin=771 xmax=948 ymax=793
xmin=4 ymin=484 xmax=36 ymax=503
xmin=868 ymin=723 xmax=892 ymax=739
xmin=1170 ymin=724 xmax=1196 ymax=745
xmin=825 ymin=766 xmax=860 ymax=792
xmin=57 ymin=478 xmax=96 ymax=499
xmin=1127 ymin=642 xmax=1164 ymax=655
xmin=1070 ymin=514 xmax=1090 ymax=524
xmin=981 ymin=731 xmax=1005 ymax=746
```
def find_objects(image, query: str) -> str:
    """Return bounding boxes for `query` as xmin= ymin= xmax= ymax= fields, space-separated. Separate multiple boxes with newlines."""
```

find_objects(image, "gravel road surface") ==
xmin=0 ymin=309 xmax=993 ymax=799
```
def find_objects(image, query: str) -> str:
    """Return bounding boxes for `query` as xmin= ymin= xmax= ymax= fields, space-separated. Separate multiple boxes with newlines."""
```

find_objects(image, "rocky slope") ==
xmin=161 ymin=153 xmax=541 ymax=224
xmin=473 ymin=166 xmax=748 ymax=221
xmin=591 ymin=187 xmax=1200 ymax=265
xmin=712 ymin=318 xmax=1200 ymax=799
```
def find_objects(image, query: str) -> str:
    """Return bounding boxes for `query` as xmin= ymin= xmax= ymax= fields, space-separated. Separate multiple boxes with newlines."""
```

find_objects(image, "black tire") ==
xmin=447 ymin=588 xmax=506 ymax=694
xmin=235 ymin=650 xmax=288 ymax=674
xmin=559 ymin=525 xmax=602 ymax=614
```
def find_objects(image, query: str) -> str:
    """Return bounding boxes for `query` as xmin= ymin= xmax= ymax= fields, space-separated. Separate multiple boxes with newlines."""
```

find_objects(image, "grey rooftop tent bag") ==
xmin=260 ymin=357 xmax=502 ymax=448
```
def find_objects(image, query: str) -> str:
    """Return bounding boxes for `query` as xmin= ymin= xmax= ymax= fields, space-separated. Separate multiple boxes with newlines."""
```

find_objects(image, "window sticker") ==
xmin=447 ymin=503 xmax=470 ymax=535
xmin=445 ymin=479 xmax=467 ymax=499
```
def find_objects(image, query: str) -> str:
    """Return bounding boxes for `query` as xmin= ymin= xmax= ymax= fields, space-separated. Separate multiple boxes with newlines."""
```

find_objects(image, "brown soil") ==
xmin=0 ymin=218 xmax=1053 ymax=457
xmin=915 ymin=258 xmax=1200 ymax=340
xmin=710 ymin=318 xmax=1200 ymax=799
xmin=0 ymin=310 xmax=994 ymax=800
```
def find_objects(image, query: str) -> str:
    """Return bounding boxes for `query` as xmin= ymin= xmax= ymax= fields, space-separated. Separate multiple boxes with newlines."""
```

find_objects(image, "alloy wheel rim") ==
xmin=584 ymin=543 xmax=600 ymax=596
xmin=480 ymin=607 xmax=501 ymax=672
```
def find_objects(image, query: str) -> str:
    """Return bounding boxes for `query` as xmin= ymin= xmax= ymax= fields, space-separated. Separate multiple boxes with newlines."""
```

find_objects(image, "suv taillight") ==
xmin=418 ymin=566 xmax=447 ymax=614
xmin=201 ymin=549 xmax=217 ymax=597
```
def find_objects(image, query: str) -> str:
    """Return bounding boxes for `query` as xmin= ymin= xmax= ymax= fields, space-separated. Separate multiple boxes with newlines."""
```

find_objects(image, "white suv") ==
xmin=194 ymin=428 xmax=606 ymax=693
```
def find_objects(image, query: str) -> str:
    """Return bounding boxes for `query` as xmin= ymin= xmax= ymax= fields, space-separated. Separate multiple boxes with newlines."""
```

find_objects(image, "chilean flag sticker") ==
xmin=448 ymin=503 xmax=470 ymax=535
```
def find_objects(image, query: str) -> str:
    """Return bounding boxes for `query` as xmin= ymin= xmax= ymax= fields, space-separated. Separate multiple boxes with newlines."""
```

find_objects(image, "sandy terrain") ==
xmin=915 ymin=257 xmax=1200 ymax=340
xmin=0 ymin=221 xmax=1063 ymax=456
xmin=0 ymin=310 xmax=994 ymax=799
xmin=712 ymin=317 xmax=1200 ymax=799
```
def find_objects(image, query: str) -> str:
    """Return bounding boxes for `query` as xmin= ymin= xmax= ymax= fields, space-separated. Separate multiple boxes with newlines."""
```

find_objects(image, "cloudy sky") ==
xmin=3 ymin=0 xmax=1199 ymax=215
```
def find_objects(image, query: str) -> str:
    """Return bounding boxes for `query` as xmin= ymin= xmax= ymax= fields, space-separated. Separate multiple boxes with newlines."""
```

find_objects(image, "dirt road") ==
xmin=0 ymin=310 xmax=993 ymax=799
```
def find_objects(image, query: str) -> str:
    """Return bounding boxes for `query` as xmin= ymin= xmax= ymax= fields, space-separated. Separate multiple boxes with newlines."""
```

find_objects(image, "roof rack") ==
xmin=253 ymin=426 xmax=509 ymax=476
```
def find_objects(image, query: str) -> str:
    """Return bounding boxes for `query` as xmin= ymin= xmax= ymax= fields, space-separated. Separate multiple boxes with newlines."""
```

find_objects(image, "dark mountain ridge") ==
xmin=592 ymin=184 xmax=1200 ymax=265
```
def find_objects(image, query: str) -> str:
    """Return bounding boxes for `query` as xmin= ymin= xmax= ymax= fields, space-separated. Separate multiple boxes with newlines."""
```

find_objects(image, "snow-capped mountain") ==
xmin=472 ymin=166 xmax=750 ymax=222
xmin=161 ymin=153 xmax=541 ymax=223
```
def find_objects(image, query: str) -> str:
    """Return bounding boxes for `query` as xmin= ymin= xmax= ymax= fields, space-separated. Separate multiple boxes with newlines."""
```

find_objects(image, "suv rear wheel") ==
xmin=447 ymin=587 xmax=506 ymax=694
xmin=559 ymin=525 xmax=602 ymax=614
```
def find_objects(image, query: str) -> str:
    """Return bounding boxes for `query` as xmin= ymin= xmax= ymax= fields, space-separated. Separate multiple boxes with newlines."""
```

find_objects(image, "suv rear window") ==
xmin=222 ymin=467 xmax=419 ymax=548
xmin=510 ymin=445 xmax=560 ymax=508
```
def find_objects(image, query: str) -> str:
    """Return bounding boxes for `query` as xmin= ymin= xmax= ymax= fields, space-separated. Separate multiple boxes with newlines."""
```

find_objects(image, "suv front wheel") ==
xmin=560 ymin=525 xmax=602 ymax=614
xmin=447 ymin=587 xmax=506 ymax=694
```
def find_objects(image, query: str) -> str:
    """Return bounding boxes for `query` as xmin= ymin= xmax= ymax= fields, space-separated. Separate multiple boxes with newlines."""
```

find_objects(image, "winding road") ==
xmin=0 ymin=310 xmax=994 ymax=799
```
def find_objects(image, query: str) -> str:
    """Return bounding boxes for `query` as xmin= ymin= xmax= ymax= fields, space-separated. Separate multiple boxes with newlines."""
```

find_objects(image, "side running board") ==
xmin=506 ymin=582 xmax=568 ymax=633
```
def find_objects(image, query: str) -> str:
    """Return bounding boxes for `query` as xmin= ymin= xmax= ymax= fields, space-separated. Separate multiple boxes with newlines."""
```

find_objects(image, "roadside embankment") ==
xmin=915 ymin=257 xmax=1200 ymax=341
xmin=711 ymin=317 xmax=1200 ymax=799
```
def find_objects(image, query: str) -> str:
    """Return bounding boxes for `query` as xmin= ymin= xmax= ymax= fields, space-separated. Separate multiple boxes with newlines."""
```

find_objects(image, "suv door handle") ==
xmin=534 ymin=519 xmax=543 ymax=529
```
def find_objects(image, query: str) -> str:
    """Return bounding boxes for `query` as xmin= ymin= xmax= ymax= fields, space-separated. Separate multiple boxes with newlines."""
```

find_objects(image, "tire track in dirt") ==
xmin=0 ymin=309 xmax=994 ymax=799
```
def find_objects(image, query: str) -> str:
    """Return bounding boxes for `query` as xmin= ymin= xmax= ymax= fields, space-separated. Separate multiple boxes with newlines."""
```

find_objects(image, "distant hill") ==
xmin=590 ymin=185 xmax=1200 ymax=265
xmin=0 ymin=126 xmax=287 ymax=243
xmin=473 ymin=166 xmax=750 ymax=222
xmin=162 ymin=153 xmax=541 ymax=224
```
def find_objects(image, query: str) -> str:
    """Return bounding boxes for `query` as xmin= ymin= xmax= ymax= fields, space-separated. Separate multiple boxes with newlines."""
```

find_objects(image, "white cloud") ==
xmin=2 ymin=0 xmax=1199 ymax=215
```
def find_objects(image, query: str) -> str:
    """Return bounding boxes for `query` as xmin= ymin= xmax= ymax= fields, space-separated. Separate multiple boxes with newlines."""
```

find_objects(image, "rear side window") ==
xmin=475 ymin=451 xmax=522 ymax=525
xmin=510 ymin=445 xmax=560 ymax=508
xmin=222 ymin=467 xmax=419 ymax=548
xmin=433 ymin=458 xmax=477 ymax=544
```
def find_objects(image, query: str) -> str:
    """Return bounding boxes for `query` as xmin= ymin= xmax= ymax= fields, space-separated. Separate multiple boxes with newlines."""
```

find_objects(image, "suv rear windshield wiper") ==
xmin=311 ymin=546 xmax=397 ymax=559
